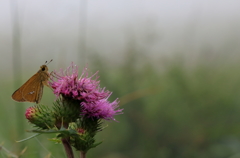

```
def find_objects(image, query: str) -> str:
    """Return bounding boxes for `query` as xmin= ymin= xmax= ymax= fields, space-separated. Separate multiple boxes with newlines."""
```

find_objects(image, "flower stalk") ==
xmin=80 ymin=151 xmax=86 ymax=158
xmin=62 ymin=137 xmax=74 ymax=158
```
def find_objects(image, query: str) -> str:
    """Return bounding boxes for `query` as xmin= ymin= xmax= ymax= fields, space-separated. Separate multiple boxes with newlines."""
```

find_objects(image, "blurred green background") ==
xmin=1 ymin=1 xmax=240 ymax=158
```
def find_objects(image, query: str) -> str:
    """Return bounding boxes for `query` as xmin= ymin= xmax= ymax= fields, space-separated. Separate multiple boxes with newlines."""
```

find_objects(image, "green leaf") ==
xmin=91 ymin=141 xmax=103 ymax=148
xmin=27 ymin=128 xmax=79 ymax=137
xmin=16 ymin=133 xmax=41 ymax=143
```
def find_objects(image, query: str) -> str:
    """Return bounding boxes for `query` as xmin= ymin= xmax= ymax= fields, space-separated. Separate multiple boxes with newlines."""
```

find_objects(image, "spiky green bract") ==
xmin=68 ymin=118 xmax=103 ymax=152
xmin=25 ymin=105 xmax=55 ymax=129
xmin=52 ymin=97 xmax=81 ymax=129
xmin=51 ymin=97 xmax=103 ymax=152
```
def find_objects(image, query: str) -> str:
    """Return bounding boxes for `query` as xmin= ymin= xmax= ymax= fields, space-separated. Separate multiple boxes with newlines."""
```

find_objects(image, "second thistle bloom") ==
xmin=25 ymin=106 xmax=55 ymax=129
xmin=49 ymin=63 xmax=123 ymax=120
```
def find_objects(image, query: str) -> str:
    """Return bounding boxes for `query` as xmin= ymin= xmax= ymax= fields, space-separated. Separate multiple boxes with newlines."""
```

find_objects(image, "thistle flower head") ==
xmin=25 ymin=105 xmax=55 ymax=129
xmin=49 ymin=63 xmax=123 ymax=120
xmin=77 ymin=128 xmax=85 ymax=135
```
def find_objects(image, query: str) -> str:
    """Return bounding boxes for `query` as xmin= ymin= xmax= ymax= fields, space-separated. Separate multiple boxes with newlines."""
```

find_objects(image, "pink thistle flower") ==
xmin=50 ymin=64 xmax=109 ymax=101
xmin=81 ymin=96 xmax=122 ymax=120
xmin=49 ymin=63 xmax=123 ymax=120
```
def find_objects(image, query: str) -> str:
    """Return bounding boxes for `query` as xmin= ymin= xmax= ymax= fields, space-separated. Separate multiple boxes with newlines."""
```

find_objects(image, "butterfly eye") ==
xmin=42 ymin=67 xmax=45 ymax=71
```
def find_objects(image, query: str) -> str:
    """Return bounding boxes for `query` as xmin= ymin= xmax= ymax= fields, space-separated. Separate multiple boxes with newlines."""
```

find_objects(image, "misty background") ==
xmin=1 ymin=0 xmax=240 ymax=158
xmin=1 ymin=0 xmax=240 ymax=71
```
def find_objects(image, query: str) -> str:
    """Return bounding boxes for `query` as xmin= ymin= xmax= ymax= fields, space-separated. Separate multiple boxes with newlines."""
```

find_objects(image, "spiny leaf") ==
xmin=16 ymin=133 xmax=41 ymax=143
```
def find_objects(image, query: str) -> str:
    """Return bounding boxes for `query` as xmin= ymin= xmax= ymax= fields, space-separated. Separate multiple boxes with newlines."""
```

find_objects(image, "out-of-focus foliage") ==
xmin=89 ymin=49 xmax=240 ymax=158
xmin=1 ymin=49 xmax=240 ymax=158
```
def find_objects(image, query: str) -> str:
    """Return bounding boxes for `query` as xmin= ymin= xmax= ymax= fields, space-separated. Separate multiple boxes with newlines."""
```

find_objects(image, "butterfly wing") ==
xmin=22 ymin=78 xmax=43 ymax=104
xmin=11 ymin=88 xmax=26 ymax=102
xmin=12 ymin=73 xmax=44 ymax=103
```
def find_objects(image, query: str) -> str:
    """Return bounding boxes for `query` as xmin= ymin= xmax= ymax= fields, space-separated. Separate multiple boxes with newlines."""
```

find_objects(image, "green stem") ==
xmin=62 ymin=138 xmax=74 ymax=158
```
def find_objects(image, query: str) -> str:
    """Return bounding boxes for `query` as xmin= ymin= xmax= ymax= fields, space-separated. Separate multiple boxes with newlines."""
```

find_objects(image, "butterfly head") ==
xmin=40 ymin=65 xmax=48 ymax=72
xmin=40 ymin=59 xmax=52 ymax=72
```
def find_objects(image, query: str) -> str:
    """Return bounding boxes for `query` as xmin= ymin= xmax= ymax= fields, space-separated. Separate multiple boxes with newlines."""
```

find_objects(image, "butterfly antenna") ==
xmin=45 ymin=59 xmax=53 ymax=65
